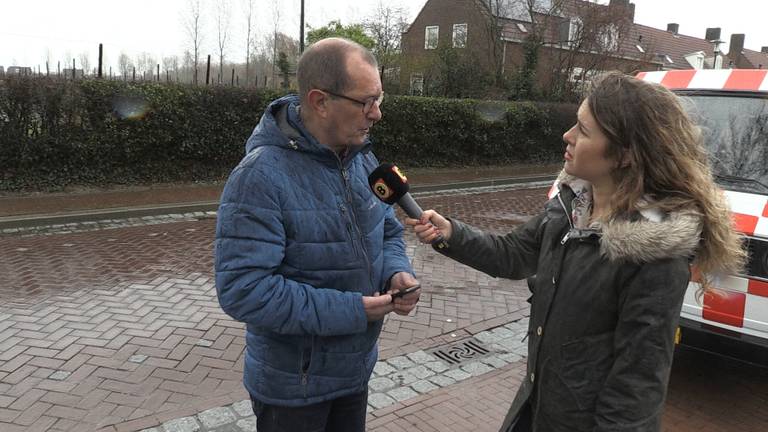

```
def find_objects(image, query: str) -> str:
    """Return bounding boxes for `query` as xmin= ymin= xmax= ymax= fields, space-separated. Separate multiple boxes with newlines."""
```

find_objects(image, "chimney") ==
xmin=609 ymin=0 xmax=635 ymax=23
xmin=705 ymin=28 xmax=722 ymax=42
xmin=729 ymin=33 xmax=745 ymax=55
xmin=667 ymin=23 xmax=679 ymax=35
xmin=762 ymin=47 xmax=768 ymax=53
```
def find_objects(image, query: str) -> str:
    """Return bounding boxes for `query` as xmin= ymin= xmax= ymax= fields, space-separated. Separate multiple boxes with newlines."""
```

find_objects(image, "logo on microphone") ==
xmin=373 ymin=179 xmax=393 ymax=200
xmin=392 ymin=166 xmax=408 ymax=183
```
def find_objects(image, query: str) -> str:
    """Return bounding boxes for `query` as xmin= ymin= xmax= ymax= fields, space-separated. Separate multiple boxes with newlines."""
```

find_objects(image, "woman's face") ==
xmin=562 ymin=100 xmax=618 ymax=185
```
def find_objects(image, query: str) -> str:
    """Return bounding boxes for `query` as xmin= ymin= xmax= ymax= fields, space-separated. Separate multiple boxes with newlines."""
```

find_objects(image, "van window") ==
xmin=682 ymin=94 xmax=768 ymax=193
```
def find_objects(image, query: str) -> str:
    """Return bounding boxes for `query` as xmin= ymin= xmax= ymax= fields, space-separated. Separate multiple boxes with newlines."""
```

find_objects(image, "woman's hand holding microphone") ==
xmin=404 ymin=210 xmax=453 ymax=245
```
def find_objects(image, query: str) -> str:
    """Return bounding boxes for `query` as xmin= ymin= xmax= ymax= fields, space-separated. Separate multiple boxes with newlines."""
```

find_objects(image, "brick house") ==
xmin=6 ymin=66 xmax=33 ymax=76
xmin=399 ymin=0 xmax=738 ymax=96
xmin=728 ymin=33 xmax=768 ymax=69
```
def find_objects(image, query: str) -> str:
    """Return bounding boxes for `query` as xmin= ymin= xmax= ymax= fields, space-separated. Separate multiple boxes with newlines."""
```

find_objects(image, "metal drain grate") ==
xmin=428 ymin=338 xmax=490 ymax=365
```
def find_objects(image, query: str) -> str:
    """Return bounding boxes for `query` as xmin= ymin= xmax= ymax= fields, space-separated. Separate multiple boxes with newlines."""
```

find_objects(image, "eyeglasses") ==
xmin=320 ymin=89 xmax=384 ymax=115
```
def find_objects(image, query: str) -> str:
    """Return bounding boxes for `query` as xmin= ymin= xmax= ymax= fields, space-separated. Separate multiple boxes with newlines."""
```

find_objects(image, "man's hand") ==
xmin=363 ymin=292 xmax=394 ymax=322
xmin=388 ymin=272 xmax=421 ymax=316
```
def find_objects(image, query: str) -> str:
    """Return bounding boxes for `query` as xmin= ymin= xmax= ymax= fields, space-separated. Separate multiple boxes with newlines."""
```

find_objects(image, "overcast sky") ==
xmin=1 ymin=0 xmax=766 ymax=71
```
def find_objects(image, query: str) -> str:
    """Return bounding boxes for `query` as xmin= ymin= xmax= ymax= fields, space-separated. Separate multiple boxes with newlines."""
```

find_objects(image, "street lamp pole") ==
xmin=711 ymin=39 xmax=724 ymax=69
xmin=300 ymin=0 xmax=305 ymax=53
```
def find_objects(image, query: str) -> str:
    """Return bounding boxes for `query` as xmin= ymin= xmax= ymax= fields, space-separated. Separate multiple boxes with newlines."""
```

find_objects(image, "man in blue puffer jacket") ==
xmin=215 ymin=38 xmax=419 ymax=432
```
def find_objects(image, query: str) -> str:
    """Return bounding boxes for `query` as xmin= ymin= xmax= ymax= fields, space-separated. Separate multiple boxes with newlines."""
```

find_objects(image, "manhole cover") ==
xmin=428 ymin=338 xmax=490 ymax=365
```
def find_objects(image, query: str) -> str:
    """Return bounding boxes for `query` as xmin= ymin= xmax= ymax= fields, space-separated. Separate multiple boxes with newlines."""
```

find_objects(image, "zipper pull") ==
xmin=560 ymin=231 xmax=571 ymax=245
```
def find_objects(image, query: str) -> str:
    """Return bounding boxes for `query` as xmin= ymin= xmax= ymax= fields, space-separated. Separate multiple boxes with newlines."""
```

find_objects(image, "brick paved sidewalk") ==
xmin=0 ymin=187 xmax=545 ymax=431
xmin=3 ymin=185 xmax=768 ymax=432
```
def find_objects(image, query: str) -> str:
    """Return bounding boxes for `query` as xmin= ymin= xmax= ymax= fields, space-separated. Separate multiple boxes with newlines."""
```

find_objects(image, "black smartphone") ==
xmin=391 ymin=283 xmax=421 ymax=301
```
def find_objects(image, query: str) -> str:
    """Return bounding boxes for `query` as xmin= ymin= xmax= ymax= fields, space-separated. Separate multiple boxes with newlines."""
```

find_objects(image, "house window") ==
xmin=425 ymin=26 xmax=439 ymax=50
xmin=453 ymin=23 xmax=468 ymax=48
xmin=599 ymin=24 xmax=619 ymax=51
xmin=569 ymin=18 xmax=583 ymax=45
xmin=410 ymin=73 xmax=424 ymax=96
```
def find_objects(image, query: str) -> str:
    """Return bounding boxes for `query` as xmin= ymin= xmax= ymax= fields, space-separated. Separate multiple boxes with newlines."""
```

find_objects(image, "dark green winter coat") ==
xmin=438 ymin=173 xmax=702 ymax=432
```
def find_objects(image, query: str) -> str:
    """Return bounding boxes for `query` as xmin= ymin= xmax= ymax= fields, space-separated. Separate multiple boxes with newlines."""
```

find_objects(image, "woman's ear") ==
xmin=615 ymin=150 xmax=631 ymax=169
xmin=619 ymin=153 xmax=631 ymax=168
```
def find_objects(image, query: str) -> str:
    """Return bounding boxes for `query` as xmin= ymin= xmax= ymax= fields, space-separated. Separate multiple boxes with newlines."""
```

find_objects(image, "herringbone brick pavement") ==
xmin=0 ymin=188 xmax=547 ymax=431
xmin=5 ymin=185 xmax=765 ymax=432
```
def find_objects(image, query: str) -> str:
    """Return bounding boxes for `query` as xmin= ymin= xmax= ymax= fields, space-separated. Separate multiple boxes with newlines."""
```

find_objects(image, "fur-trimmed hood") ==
xmin=554 ymin=171 xmax=703 ymax=263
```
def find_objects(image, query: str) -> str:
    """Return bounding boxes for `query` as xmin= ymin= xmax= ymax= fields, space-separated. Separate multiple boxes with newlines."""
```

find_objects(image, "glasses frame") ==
xmin=319 ymin=89 xmax=384 ymax=115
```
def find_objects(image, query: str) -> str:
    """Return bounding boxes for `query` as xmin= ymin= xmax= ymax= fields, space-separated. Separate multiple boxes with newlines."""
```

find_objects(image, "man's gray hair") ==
xmin=297 ymin=37 xmax=378 ymax=102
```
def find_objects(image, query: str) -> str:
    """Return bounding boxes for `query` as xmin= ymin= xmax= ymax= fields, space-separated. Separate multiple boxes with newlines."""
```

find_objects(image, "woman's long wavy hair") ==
xmin=587 ymin=72 xmax=745 ymax=283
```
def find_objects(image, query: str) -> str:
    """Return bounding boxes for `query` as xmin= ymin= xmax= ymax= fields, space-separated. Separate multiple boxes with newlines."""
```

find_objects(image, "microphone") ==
xmin=368 ymin=163 xmax=448 ymax=249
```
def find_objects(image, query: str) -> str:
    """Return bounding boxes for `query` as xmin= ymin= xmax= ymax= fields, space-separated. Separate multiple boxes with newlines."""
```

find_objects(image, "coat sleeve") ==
xmin=214 ymin=166 xmax=368 ymax=337
xmin=592 ymin=259 xmax=690 ymax=431
xmin=436 ymin=212 xmax=546 ymax=280
xmin=380 ymin=205 xmax=415 ymax=291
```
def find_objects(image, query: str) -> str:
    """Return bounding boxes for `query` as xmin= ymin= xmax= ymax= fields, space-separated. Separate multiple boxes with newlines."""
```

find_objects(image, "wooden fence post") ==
xmin=205 ymin=55 xmax=211 ymax=85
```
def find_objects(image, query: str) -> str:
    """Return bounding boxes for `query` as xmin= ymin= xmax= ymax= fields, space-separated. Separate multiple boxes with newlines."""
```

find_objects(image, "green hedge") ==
xmin=0 ymin=77 xmax=575 ymax=191
xmin=373 ymin=96 xmax=575 ymax=166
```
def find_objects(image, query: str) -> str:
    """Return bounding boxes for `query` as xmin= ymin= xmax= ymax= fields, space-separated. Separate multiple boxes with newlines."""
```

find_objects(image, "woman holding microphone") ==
xmin=406 ymin=72 xmax=744 ymax=432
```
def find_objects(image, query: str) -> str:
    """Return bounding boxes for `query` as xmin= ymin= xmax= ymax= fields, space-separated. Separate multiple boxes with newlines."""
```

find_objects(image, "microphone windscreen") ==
xmin=368 ymin=163 xmax=410 ymax=205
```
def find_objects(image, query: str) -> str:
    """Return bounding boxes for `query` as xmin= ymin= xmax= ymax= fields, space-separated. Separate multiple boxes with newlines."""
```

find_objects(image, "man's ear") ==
xmin=306 ymin=89 xmax=329 ymax=118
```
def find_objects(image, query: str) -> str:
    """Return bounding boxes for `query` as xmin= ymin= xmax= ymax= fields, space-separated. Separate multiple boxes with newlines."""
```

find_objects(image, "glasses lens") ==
xmin=364 ymin=93 xmax=384 ymax=113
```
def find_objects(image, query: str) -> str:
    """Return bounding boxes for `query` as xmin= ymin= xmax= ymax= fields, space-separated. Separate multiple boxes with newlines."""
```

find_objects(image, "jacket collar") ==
xmin=553 ymin=170 xmax=702 ymax=263
xmin=246 ymin=94 xmax=372 ymax=167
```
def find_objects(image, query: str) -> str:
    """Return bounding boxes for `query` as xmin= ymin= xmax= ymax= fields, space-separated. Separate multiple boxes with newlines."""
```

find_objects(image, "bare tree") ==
xmin=251 ymin=39 xmax=274 ymax=88
xmin=118 ymin=52 xmax=132 ymax=79
xmin=182 ymin=50 xmax=194 ymax=83
xmin=162 ymin=56 xmax=178 ymax=81
xmin=171 ymin=55 xmax=180 ymax=81
xmin=44 ymin=48 xmax=54 ymax=75
xmin=64 ymin=50 xmax=74 ymax=74
xmin=547 ymin=0 xmax=634 ymax=99
xmin=270 ymin=1 xmax=282 ymax=89
xmin=215 ymin=0 xmax=232 ymax=84
xmin=707 ymin=104 xmax=768 ymax=182
xmin=136 ymin=52 xmax=156 ymax=78
xmin=363 ymin=1 xmax=409 ymax=90
xmin=78 ymin=52 xmax=92 ymax=76
xmin=183 ymin=0 xmax=204 ymax=84
xmin=477 ymin=0 xmax=517 ymax=86
xmin=243 ymin=0 xmax=257 ymax=86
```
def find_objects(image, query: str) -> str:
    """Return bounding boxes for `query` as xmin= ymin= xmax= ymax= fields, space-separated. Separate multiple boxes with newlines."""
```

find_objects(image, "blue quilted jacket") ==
xmin=215 ymin=95 xmax=413 ymax=406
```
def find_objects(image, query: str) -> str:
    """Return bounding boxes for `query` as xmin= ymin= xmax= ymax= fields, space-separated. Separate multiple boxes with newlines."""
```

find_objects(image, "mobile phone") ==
xmin=391 ymin=283 xmax=421 ymax=301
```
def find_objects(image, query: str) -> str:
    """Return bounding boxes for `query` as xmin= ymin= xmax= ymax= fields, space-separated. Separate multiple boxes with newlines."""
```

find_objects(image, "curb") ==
xmin=0 ymin=174 xmax=556 ymax=230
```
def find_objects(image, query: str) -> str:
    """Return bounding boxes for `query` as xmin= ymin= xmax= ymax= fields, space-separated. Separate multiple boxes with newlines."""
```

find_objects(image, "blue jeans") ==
xmin=250 ymin=389 xmax=368 ymax=432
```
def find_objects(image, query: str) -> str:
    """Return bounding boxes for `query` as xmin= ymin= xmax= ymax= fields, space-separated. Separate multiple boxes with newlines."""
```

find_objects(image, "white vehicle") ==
xmin=638 ymin=69 xmax=768 ymax=357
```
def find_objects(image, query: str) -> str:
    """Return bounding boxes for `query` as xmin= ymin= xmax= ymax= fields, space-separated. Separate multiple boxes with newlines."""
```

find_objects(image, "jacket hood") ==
xmin=244 ymin=94 xmax=371 ymax=164
xmin=554 ymin=170 xmax=702 ymax=263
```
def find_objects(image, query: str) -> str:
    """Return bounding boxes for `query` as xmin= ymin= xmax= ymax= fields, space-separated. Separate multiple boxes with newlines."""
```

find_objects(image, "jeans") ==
xmin=250 ymin=389 xmax=368 ymax=432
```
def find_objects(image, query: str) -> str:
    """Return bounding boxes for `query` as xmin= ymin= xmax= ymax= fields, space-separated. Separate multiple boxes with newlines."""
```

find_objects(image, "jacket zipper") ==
xmin=337 ymin=160 xmax=375 ymax=294
xmin=339 ymin=204 xmax=360 ymax=257
xmin=300 ymin=336 xmax=314 ymax=395
xmin=556 ymin=193 xmax=574 ymax=245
